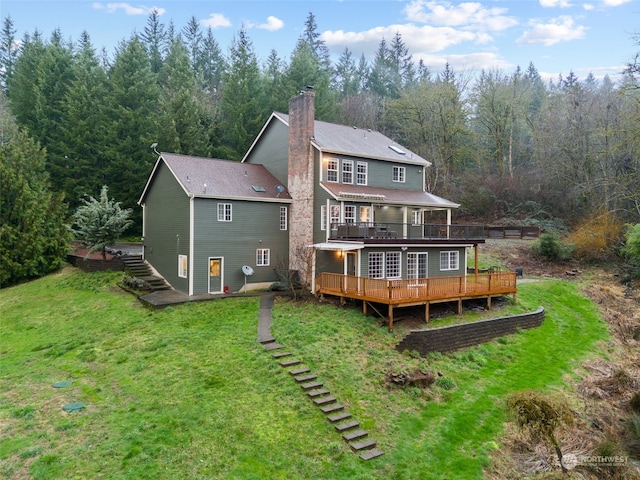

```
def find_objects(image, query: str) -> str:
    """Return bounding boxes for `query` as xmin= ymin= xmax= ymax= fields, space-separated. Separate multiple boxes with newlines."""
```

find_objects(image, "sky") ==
xmin=2 ymin=0 xmax=638 ymax=83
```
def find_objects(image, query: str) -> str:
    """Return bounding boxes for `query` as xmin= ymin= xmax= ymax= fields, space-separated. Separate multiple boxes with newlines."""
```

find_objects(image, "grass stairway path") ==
xmin=257 ymin=294 xmax=384 ymax=461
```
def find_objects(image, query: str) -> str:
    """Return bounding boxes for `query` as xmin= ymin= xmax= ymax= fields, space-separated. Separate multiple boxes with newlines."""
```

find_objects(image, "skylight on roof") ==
xmin=252 ymin=185 xmax=266 ymax=192
xmin=389 ymin=145 xmax=405 ymax=155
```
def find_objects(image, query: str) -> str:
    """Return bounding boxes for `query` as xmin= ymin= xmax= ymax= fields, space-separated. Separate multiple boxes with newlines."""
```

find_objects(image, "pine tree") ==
xmin=0 ymin=95 xmax=69 ymax=287
xmin=0 ymin=16 xmax=18 ymax=93
xmin=140 ymin=9 xmax=166 ymax=73
xmin=70 ymin=185 xmax=133 ymax=260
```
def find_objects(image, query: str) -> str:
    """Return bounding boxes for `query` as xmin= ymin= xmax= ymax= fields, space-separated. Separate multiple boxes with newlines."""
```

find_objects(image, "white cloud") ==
xmin=322 ymin=24 xmax=479 ymax=57
xmin=517 ymin=16 xmax=588 ymax=46
xmin=201 ymin=13 xmax=232 ymax=29
xmin=403 ymin=0 xmax=518 ymax=31
xmin=603 ymin=0 xmax=632 ymax=6
xmin=257 ymin=16 xmax=284 ymax=32
xmin=91 ymin=2 xmax=165 ymax=16
xmin=415 ymin=51 xmax=513 ymax=73
xmin=539 ymin=0 xmax=573 ymax=7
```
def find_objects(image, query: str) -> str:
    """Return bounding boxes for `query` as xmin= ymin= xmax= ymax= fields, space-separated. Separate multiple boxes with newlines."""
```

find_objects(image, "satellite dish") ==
xmin=242 ymin=265 xmax=254 ymax=276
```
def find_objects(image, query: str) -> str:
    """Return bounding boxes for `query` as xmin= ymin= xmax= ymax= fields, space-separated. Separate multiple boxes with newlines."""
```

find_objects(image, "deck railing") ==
xmin=316 ymin=271 xmax=517 ymax=305
xmin=330 ymin=223 xmax=485 ymax=241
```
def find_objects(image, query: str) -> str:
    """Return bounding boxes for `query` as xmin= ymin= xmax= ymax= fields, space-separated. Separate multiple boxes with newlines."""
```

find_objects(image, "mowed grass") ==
xmin=1 ymin=267 xmax=609 ymax=479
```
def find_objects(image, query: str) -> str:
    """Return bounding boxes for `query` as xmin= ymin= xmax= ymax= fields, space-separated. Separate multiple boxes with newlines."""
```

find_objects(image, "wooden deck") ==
xmin=315 ymin=272 xmax=518 ymax=330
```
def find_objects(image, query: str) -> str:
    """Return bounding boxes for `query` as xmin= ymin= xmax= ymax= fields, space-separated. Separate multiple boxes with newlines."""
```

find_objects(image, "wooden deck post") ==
xmin=457 ymin=299 xmax=462 ymax=314
xmin=388 ymin=305 xmax=394 ymax=331
xmin=425 ymin=302 xmax=430 ymax=323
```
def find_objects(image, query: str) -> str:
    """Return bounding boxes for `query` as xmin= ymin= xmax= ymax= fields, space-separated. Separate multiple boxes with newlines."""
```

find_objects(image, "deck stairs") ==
xmin=122 ymin=256 xmax=171 ymax=291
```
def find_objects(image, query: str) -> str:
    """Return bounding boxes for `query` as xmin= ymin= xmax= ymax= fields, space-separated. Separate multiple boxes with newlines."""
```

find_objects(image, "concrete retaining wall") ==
xmin=396 ymin=306 xmax=545 ymax=356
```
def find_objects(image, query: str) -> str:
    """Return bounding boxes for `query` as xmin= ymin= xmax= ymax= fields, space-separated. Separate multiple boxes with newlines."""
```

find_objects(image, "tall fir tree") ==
xmin=0 ymin=16 xmax=18 ymax=93
xmin=140 ymin=9 xmax=166 ymax=73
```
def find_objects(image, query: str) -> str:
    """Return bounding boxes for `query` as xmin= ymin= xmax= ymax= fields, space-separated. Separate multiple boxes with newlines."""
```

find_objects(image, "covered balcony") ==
xmin=330 ymin=222 xmax=485 ymax=242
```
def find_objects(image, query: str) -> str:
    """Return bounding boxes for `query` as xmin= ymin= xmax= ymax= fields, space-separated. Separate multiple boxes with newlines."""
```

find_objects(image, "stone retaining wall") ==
xmin=396 ymin=306 xmax=545 ymax=356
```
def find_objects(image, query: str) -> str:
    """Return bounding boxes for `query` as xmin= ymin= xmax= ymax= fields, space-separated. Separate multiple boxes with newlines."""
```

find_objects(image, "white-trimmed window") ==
xmin=280 ymin=206 xmax=288 ymax=230
xmin=360 ymin=206 xmax=372 ymax=224
xmin=217 ymin=203 xmax=232 ymax=221
xmin=330 ymin=204 xmax=340 ymax=230
xmin=178 ymin=255 xmax=188 ymax=278
xmin=440 ymin=251 xmax=459 ymax=271
xmin=344 ymin=205 xmax=356 ymax=224
xmin=393 ymin=166 xmax=406 ymax=183
xmin=356 ymin=161 xmax=368 ymax=185
xmin=368 ymin=252 xmax=384 ymax=279
xmin=321 ymin=205 xmax=327 ymax=230
xmin=256 ymin=248 xmax=270 ymax=266
xmin=408 ymin=252 xmax=428 ymax=279
xmin=386 ymin=252 xmax=401 ymax=279
xmin=412 ymin=210 xmax=422 ymax=226
xmin=342 ymin=160 xmax=354 ymax=184
xmin=327 ymin=158 xmax=339 ymax=182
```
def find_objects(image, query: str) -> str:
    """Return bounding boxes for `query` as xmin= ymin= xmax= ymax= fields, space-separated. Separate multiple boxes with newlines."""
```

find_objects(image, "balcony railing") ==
xmin=315 ymin=271 xmax=517 ymax=305
xmin=330 ymin=223 xmax=485 ymax=241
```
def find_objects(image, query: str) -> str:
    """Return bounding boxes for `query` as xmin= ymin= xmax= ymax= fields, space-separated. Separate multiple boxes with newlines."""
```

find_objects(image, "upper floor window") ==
xmin=280 ymin=206 xmax=288 ymax=230
xmin=320 ymin=205 xmax=327 ymax=231
xmin=412 ymin=210 xmax=422 ymax=225
xmin=440 ymin=251 xmax=459 ymax=271
xmin=327 ymin=158 xmax=339 ymax=183
xmin=217 ymin=203 xmax=232 ymax=221
xmin=393 ymin=166 xmax=406 ymax=183
xmin=342 ymin=160 xmax=354 ymax=184
xmin=356 ymin=161 xmax=368 ymax=185
xmin=360 ymin=206 xmax=372 ymax=224
xmin=330 ymin=204 xmax=340 ymax=230
xmin=256 ymin=248 xmax=270 ymax=266
xmin=344 ymin=205 xmax=356 ymax=224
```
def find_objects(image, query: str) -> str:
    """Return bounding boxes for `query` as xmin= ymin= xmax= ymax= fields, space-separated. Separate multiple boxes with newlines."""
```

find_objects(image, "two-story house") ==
xmin=139 ymin=89 xmax=516 ymax=326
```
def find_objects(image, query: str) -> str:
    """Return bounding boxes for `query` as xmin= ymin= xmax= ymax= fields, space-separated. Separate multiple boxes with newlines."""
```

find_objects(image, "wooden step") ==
xmin=279 ymin=359 xmax=301 ymax=367
xmin=259 ymin=337 xmax=276 ymax=345
xmin=300 ymin=381 xmax=323 ymax=390
xmin=313 ymin=396 xmax=336 ymax=406
xmin=288 ymin=367 xmax=310 ymax=376
xmin=263 ymin=343 xmax=284 ymax=351
xmin=359 ymin=448 xmax=385 ymax=460
xmin=294 ymin=374 xmax=317 ymax=383
xmin=349 ymin=438 xmax=376 ymax=452
xmin=272 ymin=352 xmax=291 ymax=359
xmin=335 ymin=420 xmax=360 ymax=432
xmin=327 ymin=412 xmax=352 ymax=423
xmin=343 ymin=429 xmax=368 ymax=442
xmin=320 ymin=403 xmax=344 ymax=414
xmin=307 ymin=388 xmax=330 ymax=398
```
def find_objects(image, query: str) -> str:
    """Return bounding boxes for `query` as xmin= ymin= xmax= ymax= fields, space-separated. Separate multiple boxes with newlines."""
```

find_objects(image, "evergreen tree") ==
xmin=59 ymin=31 xmax=109 ymax=208
xmin=263 ymin=48 xmax=288 ymax=113
xmin=389 ymin=32 xmax=415 ymax=88
xmin=219 ymin=28 xmax=265 ymax=160
xmin=140 ymin=9 xmax=166 ymax=73
xmin=0 ymin=16 xmax=18 ymax=93
xmin=70 ymin=185 xmax=133 ymax=260
xmin=334 ymin=47 xmax=359 ymax=97
xmin=368 ymin=38 xmax=398 ymax=99
xmin=0 ymin=95 xmax=69 ymax=287
xmin=103 ymin=36 xmax=160 ymax=232
xmin=199 ymin=27 xmax=226 ymax=94
xmin=182 ymin=16 xmax=202 ymax=74
xmin=302 ymin=12 xmax=331 ymax=69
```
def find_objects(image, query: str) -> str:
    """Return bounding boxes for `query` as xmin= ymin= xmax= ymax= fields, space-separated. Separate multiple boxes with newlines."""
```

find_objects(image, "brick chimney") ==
xmin=287 ymin=88 xmax=315 ymax=285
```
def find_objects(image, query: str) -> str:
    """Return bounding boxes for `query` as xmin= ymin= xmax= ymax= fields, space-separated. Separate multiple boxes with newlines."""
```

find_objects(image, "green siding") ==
xmin=360 ymin=247 xmax=467 ymax=279
xmin=192 ymin=198 xmax=289 ymax=294
xmin=243 ymin=120 xmax=289 ymax=185
xmin=142 ymin=162 xmax=190 ymax=292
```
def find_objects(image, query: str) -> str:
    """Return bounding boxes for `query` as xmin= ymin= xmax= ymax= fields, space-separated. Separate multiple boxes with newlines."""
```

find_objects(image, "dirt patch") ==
xmin=483 ymin=239 xmax=640 ymax=479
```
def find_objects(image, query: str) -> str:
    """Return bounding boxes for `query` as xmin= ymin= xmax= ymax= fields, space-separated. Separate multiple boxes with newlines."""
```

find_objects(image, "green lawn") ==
xmin=0 ymin=267 xmax=609 ymax=479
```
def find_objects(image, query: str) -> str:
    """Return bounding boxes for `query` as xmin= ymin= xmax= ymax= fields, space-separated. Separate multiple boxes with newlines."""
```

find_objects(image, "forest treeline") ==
xmin=1 ymin=11 xmax=639 ymax=236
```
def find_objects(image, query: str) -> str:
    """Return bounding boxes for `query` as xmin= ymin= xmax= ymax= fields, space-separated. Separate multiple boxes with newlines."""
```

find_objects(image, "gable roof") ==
xmin=243 ymin=112 xmax=430 ymax=167
xmin=320 ymin=182 xmax=459 ymax=209
xmin=139 ymin=152 xmax=291 ymax=204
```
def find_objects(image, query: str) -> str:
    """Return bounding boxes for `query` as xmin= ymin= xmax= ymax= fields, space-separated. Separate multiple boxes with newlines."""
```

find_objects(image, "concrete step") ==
xmin=359 ymin=448 xmax=385 ymax=461
xmin=294 ymin=373 xmax=317 ymax=383
xmin=279 ymin=359 xmax=301 ymax=367
xmin=300 ymin=381 xmax=323 ymax=390
xmin=335 ymin=420 xmax=360 ymax=432
xmin=349 ymin=438 xmax=376 ymax=452
xmin=272 ymin=352 xmax=292 ymax=359
xmin=320 ymin=403 xmax=344 ymax=414
xmin=343 ymin=429 xmax=368 ymax=442
xmin=312 ymin=396 xmax=336 ymax=406
xmin=288 ymin=367 xmax=310 ymax=376
xmin=327 ymin=412 xmax=352 ymax=423
xmin=307 ymin=389 xmax=330 ymax=398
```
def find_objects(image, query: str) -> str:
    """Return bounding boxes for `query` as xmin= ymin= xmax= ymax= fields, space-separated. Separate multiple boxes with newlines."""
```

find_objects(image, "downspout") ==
xmin=189 ymin=196 xmax=195 ymax=296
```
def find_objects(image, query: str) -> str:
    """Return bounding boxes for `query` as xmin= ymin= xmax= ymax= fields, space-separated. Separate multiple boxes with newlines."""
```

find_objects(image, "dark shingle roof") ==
xmin=274 ymin=113 xmax=430 ymax=166
xmin=140 ymin=153 xmax=291 ymax=202
xmin=320 ymin=182 xmax=459 ymax=209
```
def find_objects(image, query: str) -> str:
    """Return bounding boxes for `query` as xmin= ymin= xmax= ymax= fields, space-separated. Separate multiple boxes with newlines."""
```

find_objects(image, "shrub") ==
xmin=630 ymin=392 xmax=640 ymax=414
xmin=533 ymin=232 xmax=573 ymax=261
xmin=565 ymin=211 xmax=624 ymax=262
xmin=622 ymin=224 xmax=640 ymax=266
